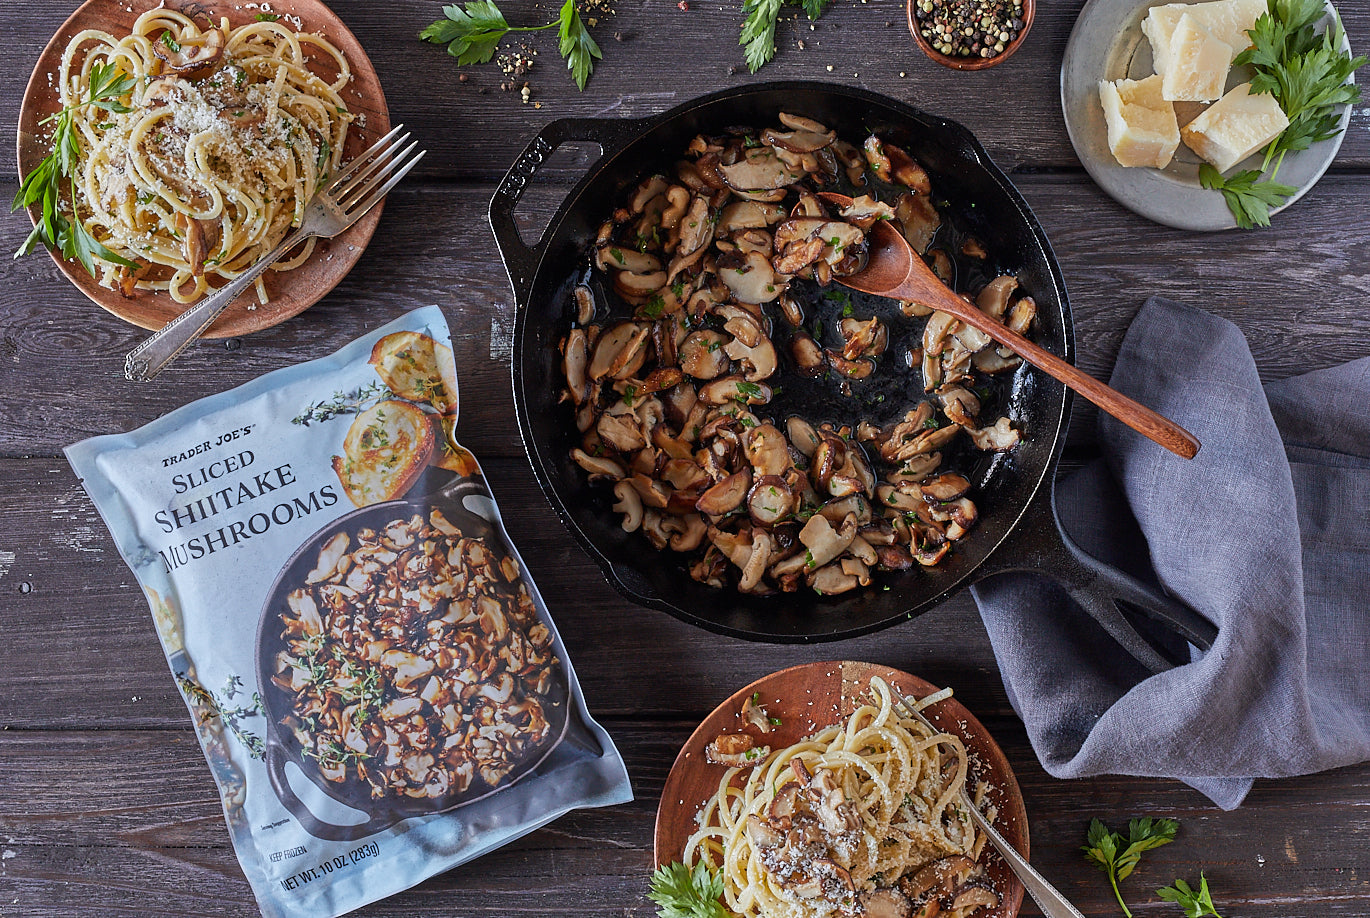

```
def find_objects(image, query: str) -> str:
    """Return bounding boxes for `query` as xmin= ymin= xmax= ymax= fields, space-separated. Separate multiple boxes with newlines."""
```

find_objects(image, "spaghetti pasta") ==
xmin=55 ymin=9 xmax=352 ymax=304
xmin=684 ymin=677 xmax=998 ymax=918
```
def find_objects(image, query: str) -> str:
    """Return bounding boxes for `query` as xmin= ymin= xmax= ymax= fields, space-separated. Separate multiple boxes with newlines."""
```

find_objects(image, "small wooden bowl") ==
xmin=906 ymin=0 xmax=1035 ymax=71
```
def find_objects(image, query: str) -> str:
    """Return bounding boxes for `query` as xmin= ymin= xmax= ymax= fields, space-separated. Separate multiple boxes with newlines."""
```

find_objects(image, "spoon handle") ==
xmin=940 ymin=299 xmax=1200 ymax=459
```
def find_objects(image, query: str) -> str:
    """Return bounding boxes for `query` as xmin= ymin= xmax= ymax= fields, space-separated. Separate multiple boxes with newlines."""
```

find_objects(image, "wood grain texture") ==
xmin=3 ymin=1 xmax=1370 ymax=916
xmin=2 ymin=726 xmax=1368 ymax=917
xmin=1 ymin=1 xmax=1368 ymax=180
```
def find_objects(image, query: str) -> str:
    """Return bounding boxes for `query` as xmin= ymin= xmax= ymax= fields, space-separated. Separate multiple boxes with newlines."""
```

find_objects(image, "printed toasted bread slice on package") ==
xmin=332 ymin=399 xmax=436 ymax=507
xmin=369 ymin=330 xmax=458 ymax=416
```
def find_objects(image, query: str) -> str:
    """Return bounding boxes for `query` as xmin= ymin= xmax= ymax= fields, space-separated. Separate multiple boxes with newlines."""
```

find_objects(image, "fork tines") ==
xmin=328 ymin=124 xmax=426 ymax=215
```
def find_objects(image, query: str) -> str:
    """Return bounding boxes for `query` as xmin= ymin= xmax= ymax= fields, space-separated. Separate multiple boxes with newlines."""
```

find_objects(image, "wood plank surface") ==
xmin=0 ymin=0 xmax=1367 ymax=177
xmin=3 ymin=1 xmax=1370 ymax=917
xmin=3 ymin=726 xmax=1369 ymax=917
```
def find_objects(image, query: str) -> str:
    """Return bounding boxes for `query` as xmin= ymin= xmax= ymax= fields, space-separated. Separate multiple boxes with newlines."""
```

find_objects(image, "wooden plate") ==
xmin=15 ymin=0 xmax=391 ymax=337
xmin=655 ymin=660 xmax=1027 ymax=917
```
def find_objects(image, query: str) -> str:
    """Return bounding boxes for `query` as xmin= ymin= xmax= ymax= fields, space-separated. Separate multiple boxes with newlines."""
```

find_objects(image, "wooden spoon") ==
xmin=818 ymin=192 xmax=1201 ymax=459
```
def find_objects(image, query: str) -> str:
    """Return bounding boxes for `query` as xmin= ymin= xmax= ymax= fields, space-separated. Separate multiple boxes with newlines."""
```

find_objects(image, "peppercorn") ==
xmin=915 ymin=0 xmax=1025 ymax=61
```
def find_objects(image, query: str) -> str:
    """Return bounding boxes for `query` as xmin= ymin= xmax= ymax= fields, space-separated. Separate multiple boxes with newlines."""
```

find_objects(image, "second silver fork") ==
xmin=124 ymin=124 xmax=425 ymax=382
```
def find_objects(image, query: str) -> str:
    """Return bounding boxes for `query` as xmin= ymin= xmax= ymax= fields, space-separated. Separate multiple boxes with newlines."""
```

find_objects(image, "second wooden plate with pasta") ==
xmin=16 ymin=0 xmax=391 ymax=337
xmin=655 ymin=660 xmax=1027 ymax=918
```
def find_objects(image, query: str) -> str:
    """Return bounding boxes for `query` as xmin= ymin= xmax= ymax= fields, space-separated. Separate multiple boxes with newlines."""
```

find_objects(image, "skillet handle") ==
xmin=980 ymin=486 xmax=1218 ymax=674
xmin=488 ymin=116 xmax=650 ymax=305
xmin=266 ymin=743 xmax=392 ymax=842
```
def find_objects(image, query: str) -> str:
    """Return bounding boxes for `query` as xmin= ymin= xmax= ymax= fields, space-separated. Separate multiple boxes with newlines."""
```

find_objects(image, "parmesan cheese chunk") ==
xmin=1181 ymin=82 xmax=1290 ymax=172
xmin=1161 ymin=14 xmax=1234 ymax=102
xmin=1099 ymin=75 xmax=1181 ymax=169
xmin=1142 ymin=0 xmax=1265 ymax=78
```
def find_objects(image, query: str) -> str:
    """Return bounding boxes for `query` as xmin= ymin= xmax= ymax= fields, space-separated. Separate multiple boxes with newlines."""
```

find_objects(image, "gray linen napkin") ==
xmin=971 ymin=296 xmax=1370 ymax=809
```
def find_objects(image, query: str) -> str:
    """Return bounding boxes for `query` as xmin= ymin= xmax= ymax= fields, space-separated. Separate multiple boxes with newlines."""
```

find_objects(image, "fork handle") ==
xmin=123 ymin=230 xmax=304 ymax=381
xmin=966 ymin=803 xmax=1088 ymax=918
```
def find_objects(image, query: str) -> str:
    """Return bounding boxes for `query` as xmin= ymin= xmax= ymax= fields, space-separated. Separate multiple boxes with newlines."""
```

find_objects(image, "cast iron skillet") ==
xmin=490 ymin=82 xmax=1217 ymax=671
xmin=255 ymin=476 xmax=571 ymax=841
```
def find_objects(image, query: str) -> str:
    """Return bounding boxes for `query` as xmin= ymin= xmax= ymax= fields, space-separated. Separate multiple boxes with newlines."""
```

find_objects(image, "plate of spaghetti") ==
xmin=15 ymin=0 xmax=390 ymax=337
xmin=654 ymin=661 xmax=1027 ymax=918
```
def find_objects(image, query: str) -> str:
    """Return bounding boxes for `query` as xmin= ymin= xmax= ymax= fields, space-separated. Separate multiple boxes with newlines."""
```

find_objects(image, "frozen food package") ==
xmin=66 ymin=306 xmax=632 ymax=918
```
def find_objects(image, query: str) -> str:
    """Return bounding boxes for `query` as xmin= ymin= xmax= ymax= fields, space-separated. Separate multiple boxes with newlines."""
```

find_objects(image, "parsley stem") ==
xmin=1111 ymin=872 xmax=1132 ymax=918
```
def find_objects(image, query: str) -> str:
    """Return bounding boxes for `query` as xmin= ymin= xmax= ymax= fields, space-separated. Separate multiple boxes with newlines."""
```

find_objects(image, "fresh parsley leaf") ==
xmin=558 ymin=0 xmax=602 ymax=91
xmin=647 ymin=861 xmax=731 ymax=918
xmin=420 ymin=0 xmax=511 ymax=65
xmin=255 ymin=12 xmax=281 ymax=21
xmin=740 ymin=0 xmax=783 ymax=73
xmin=161 ymin=31 xmax=181 ymax=53
xmin=1204 ymin=0 xmax=1367 ymax=227
xmin=420 ymin=0 xmax=598 ymax=89
xmin=1157 ymin=873 xmax=1224 ymax=918
xmin=740 ymin=0 xmax=836 ymax=72
xmin=1082 ymin=817 xmax=1179 ymax=918
xmin=1199 ymin=164 xmax=1297 ymax=229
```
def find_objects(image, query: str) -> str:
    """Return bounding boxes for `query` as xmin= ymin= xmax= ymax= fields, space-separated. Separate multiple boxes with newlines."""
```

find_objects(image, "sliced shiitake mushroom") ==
xmin=573 ymin=284 xmax=596 ymax=324
xmin=969 ymin=417 xmax=1021 ymax=451
xmin=748 ymin=475 xmax=796 ymax=527
xmin=705 ymin=732 xmax=767 ymax=766
xmin=895 ymin=190 xmax=941 ymax=256
xmin=1007 ymin=295 xmax=1036 ymax=336
xmin=761 ymin=126 xmax=837 ymax=153
xmin=717 ymin=249 xmax=780 ymax=304
xmin=973 ymin=347 xmax=1022 ymax=374
xmin=920 ymin=473 xmax=971 ymax=502
xmin=152 ymin=27 xmax=225 ymax=78
xmin=839 ymin=316 xmax=888 ymax=360
xmin=678 ymin=330 xmax=732 ymax=380
xmin=588 ymin=322 xmax=650 ymax=380
xmin=696 ymin=468 xmax=752 ymax=516
xmin=863 ymin=134 xmax=892 ymax=182
xmin=142 ymin=76 xmax=185 ymax=107
xmin=612 ymin=481 xmax=644 ymax=531
xmin=939 ymin=386 xmax=980 ymax=428
xmin=885 ymin=142 xmax=932 ymax=194
xmin=719 ymin=146 xmax=804 ymax=191
xmin=697 ymin=375 xmax=771 ymax=406
xmin=838 ymin=194 xmax=897 ymax=230
xmin=116 ymin=259 xmax=150 ymax=297
xmin=976 ymin=275 xmax=1018 ymax=320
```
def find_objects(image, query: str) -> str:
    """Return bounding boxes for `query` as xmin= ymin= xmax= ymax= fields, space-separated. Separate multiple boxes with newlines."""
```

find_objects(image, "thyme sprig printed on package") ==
xmin=292 ymin=381 xmax=395 ymax=426
xmin=177 ymin=673 xmax=266 ymax=759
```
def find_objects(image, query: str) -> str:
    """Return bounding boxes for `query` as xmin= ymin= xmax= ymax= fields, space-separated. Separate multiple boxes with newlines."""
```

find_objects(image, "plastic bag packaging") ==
xmin=67 ymin=306 xmax=632 ymax=918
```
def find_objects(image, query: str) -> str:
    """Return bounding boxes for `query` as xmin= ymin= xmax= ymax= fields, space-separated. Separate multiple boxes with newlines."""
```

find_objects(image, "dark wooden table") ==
xmin=3 ymin=2 xmax=1369 ymax=916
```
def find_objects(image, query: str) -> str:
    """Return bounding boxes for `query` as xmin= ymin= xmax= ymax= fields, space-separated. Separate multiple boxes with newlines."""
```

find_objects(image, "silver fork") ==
xmin=124 ymin=125 xmax=425 ymax=381
xmin=892 ymin=687 xmax=1087 ymax=918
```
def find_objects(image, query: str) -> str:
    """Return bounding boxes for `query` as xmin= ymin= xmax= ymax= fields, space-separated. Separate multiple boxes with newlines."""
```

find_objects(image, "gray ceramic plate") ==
xmin=1061 ymin=0 xmax=1353 ymax=231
